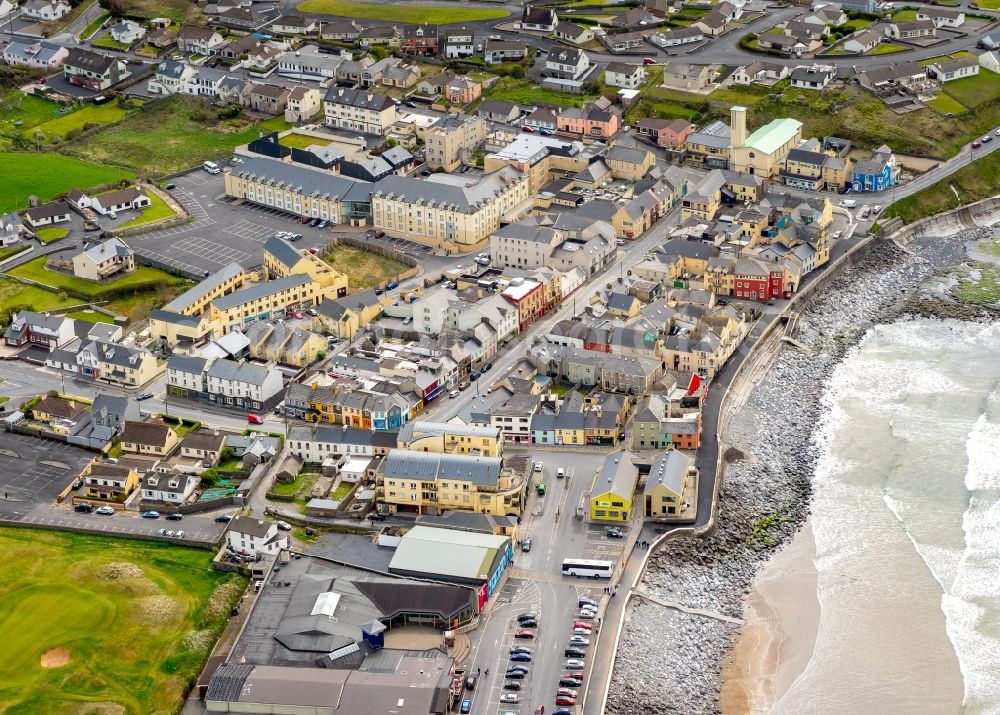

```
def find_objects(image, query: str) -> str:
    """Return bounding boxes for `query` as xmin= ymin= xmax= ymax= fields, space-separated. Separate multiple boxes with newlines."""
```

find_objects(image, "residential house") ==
xmin=141 ymin=471 xmax=199 ymax=503
xmin=178 ymin=430 xmax=226 ymax=467
xmin=146 ymin=26 xmax=179 ymax=48
xmin=556 ymin=103 xmax=620 ymax=139
xmin=981 ymin=29 xmax=1000 ymax=50
xmin=401 ymin=24 xmax=438 ymax=55
xmin=632 ymin=394 xmax=701 ymax=450
xmin=285 ymin=86 xmax=322 ymax=122
xmin=478 ymin=99 xmax=521 ymax=124
xmin=176 ymin=26 xmax=225 ymax=55
xmin=270 ymin=14 xmax=316 ymax=35
xmin=730 ymin=61 xmax=788 ymax=85
xmin=927 ymin=56 xmax=979 ymax=82
xmin=4 ymin=310 xmax=75 ymax=348
xmin=851 ymin=147 xmax=897 ymax=192
xmin=442 ymin=27 xmax=475 ymax=58
xmin=72 ymin=237 xmax=135 ymax=281
xmin=694 ymin=8 xmax=731 ymax=36
xmin=382 ymin=63 xmax=420 ymax=88
xmin=417 ymin=69 xmax=456 ymax=96
xmin=651 ymin=26 xmax=705 ymax=48
xmin=323 ymin=86 xmax=397 ymax=135
xmin=857 ymin=61 xmax=928 ymax=94
xmin=661 ymin=62 xmax=712 ymax=91
xmin=205 ymin=358 xmax=284 ymax=411
xmin=109 ymin=20 xmax=145 ymax=45
xmin=606 ymin=145 xmax=655 ymax=180
xmin=605 ymin=62 xmax=646 ymax=90
xmin=608 ymin=6 xmax=658 ymax=27
xmin=21 ymin=0 xmax=70 ymax=21
xmin=423 ymin=114 xmax=487 ymax=172
xmin=359 ymin=24 xmax=401 ymax=48
xmin=286 ymin=423 xmax=396 ymax=461
xmin=0 ymin=212 xmax=22 ymax=246
xmin=83 ymin=463 xmax=139 ymax=503
xmin=31 ymin=396 xmax=87 ymax=430
xmin=521 ymin=6 xmax=558 ymax=32
xmin=588 ymin=450 xmax=639 ymax=523
xmin=1 ymin=39 xmax=68 ymax=68
xmin=121 ymin=420 xmax=179 ymax=456
xmin=636 ymin=117 xmax=692 ymax=148
xmin=242 ymin=83 xmax=290 ymax=114
xmin=523 ymin=107 xmax=557 ymax=133
xmin=602 ymin=31 xmax=645 ymax=54
xmin=643 ymin=449 xmax=695 ymax=518
xmin=74 ymin=340 xmax=158 ymax=387
xmin=89 ymin=187 xmax=151 ymax=216
xmin=226 ymin=516 xmax=289 ymax=556
xmin=484 ymin=40 xmax=528 ymax=64
xmin=276 ymin=44 xmax=342 ymax=81
xmin=320 ymin=21 xmax=362 ymax=42
xmin=544 ymin=47 xmax=590 ymax=81
xmin=166 ymin=354 xmax=209 ymax=399
xmin=445 ymin=76 xmax=482 ymax=105
xmin=149 ymin=58 xmax=197 ymax=95
xmin=884 ymin=20 xmax=937 ymax=40
xmin=63 ymin=48 xmax=126 ymax=90
xmin=243 ymin=43 xmax=285 ymax=70
xmin=843 ymin=28 xmax=882 ymax=54
xmin=243 ymin=319 xmax=326 ymax=366
xmin=916 ymin=7 xmax=965 ymax=28
xmin=22 ymin=201 xmax=71 ymax=228
xmin=789 ymin=65 xmax=835 ymax=89
xmin=980 ymin=50 xmax=1000 ymax=74
xmin=553 ymin=22 xmax=593 ymax=45
xmin=90 ymin=393 xmax=138 ymax=435
xmin=213 ymin=7 xmax=276 ymax=32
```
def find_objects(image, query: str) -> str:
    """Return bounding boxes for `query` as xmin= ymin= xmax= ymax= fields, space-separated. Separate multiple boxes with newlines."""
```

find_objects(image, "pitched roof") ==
xmin=382 ymin=449 xmax=502 ymax=487
xmin=122 ymin=420 xmax=176 ymax=448
xmin=65 ymin=47 xmax=116 ymax=73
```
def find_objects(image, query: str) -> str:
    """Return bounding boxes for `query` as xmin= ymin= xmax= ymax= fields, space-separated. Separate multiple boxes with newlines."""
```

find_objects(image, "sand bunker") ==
xmin=40 ymin=648 xmax=69 ymax=668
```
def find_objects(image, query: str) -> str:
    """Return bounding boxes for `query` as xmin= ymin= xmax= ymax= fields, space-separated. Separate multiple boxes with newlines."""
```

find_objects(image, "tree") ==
xmin=510 ymin=65 xmax=525 ymax=79
xmin=581 ymin=80 xmax=601 ymax=95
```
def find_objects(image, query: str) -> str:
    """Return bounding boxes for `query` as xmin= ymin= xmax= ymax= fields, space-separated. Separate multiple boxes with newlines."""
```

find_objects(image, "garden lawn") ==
xmin=0 ymin=153 xmax=132 ymax=214
xmin=867 ymin=42 xmax=906 ymax=55
xmin=279 ymin=132 xmax=326 ymax=149
xmin=0 ymin=279 xmax=82 ymax=324
xmin=9 ymin=257 xmax=190 ymax=299
xmin=115 ymin=191 xmax=177 ymax=229
xmin=125 ymin=0 xmax=191 ymax=21
xmin=80 ymin=11 xmax=110 ymax=39
xmin=322 ymin=244 xmax=410 ymax=290
xmin=977 ymin=0 xmax=1000 ymax=8
xmin=70 ymin=96 xmax=291 ymax=174
xmin=843 ymin=18 xmax=872 ymax=29
xmin=64 ymin=309 xmax=114 ymax=324
xmin=0 ymin=245 xmax=30 ymax=262
xmin=919 ymin=50 xmax=975 ymax=66
xmin=0 ymin=92 xmax=63 ymax=133
xmin=883 ymin=144 xmax=1000 ymax=223
xmin=92 ymin=36 xmax=130 ymax=51
xmin=892 ymin=8 xmax=917 ymax=20
xmin=485 ymin=77 xmax=597 ymax=107
xmin=926 ymin=93 xmax=967 ymax=115
xmin=0 ymin=528 xmax=244 ymax=714
xmin=33 ymin=227 xmax=69 ymax=243
xmin=942 ymin=69 xmax=1000 ymax=110
xmin=28 ymin=102 xmax=130 ymax=141
xmin=296 ymin=0 xmax=508 ymax=23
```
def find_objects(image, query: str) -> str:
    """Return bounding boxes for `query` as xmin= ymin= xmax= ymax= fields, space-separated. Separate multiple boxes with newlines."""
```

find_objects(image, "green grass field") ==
xmin=486 ymin=77 xmax=597 ymax=108
xmin=9 ymin=257 xmax=189 ymax=299
xmin=33 ymin=227 xmax=69 ymax=243
xmin=115 ymin=191 xmax=177 ymax=229
xmin=80 ymin=11 xmax=110 ymax=39
xmin=926 ymin=93 xmax=967 ymax=115
xmin=0 ymin=153 xmax=132 ymax=214
xmin=296 ymin=0 xmax=508 ymax=23
xmin=0 ymin=93 xmax=65 ymax=134
xmin=918 ymin=50 xmax=974 ymax=66
xmin=892 ymin=8 xmax=918 ymax=20
xmin=64 ymin=309 xmax=114 ymax=324
xmin=942 ymin=69 xmax=1000 ymax=109
xmin=977 ymin=0 xmax=1000 ymax=8
xmin=28 ymin=102 xmax=130 ymax=141
xmin=0 ymin=244 xmax=30 ymax=263
xmin=867 ymin=42 xmax=907 ymax=55
xmin=92 ymin=36 xmax=131 ymax=50
xmin=0 ymin=279 xmax=82 ymax=325
xmin=279 ymin=132 xmax=326 ymax=149
xmin=323 ymin=244 xmax=411 ymax=290
xmin=124 ymin=0 xmax=191 ymax=21
xmin=0 ymin=528 xmax=245 ymax=714
xmin=70 ymin=96 xmax=290 ymax=174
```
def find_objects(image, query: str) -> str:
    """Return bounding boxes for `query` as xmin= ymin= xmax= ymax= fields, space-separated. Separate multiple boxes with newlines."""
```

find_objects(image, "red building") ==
xmin=401 ymin=25 xmax=438 ymax=55
xmin=501 ymin=279 xmax=545 ymax=332
xmin=733 ymin=257 xmax=782 ymax=302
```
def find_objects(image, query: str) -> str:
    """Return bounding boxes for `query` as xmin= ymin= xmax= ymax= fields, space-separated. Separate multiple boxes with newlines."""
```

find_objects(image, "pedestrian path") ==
xmin=633 ymin=589 xmax=745 ymax=625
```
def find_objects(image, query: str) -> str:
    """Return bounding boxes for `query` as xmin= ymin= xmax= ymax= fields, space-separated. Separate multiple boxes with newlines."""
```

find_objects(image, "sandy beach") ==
xmin=720 ymin=521 xmax=820 ymax=714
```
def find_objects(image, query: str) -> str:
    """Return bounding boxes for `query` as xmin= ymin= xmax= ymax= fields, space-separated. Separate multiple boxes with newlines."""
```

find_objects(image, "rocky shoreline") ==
xmin=605 ymin=225 xmax=998 ymax=715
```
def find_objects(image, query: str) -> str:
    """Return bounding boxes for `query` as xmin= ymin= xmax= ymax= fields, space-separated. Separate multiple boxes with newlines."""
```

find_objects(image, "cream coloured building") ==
xmin=397 ymin=420 xmax=503 ymax=458
xmin=322 ymin=86 xmax=398 ymax=135
xmin=370 ymin=166 xmax=529 ymax=248
xmin=263 ymin=234 xmax=348 ymax=299
xmin=729 ymin=105 xmax=802 ymax=178
xmin=149 ymin=262 xmax=247 ymax=348
xmin=422 ymin=115 xmax=487 ymax=172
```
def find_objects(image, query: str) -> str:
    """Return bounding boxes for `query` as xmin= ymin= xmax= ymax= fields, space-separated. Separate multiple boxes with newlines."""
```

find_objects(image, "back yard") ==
xmin=0 ymin=153 xmax=134 ymax=213
xmin=323 ymin=244 xmax=411 ymax=290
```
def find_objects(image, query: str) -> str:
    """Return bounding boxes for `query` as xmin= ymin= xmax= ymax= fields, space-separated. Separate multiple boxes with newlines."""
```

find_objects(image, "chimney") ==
xmin=730 ymin=105 xmax=747 ymax=149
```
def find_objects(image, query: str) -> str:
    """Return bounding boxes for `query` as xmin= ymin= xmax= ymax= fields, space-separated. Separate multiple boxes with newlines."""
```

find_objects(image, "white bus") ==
xmin=562 ymin=558 xmax=614 ymax=579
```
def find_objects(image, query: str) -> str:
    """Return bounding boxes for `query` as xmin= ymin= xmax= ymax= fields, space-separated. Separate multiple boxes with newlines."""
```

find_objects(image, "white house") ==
xmin=1 ymin=39 xmax=68 ymax=68
xmin=90 ymin=187 xmax=151 ymax=215
xmin=605 ymin=61 xmax=646 ymax=90
xmin=789 ymin=65 xmax=835 ymax=90
xmin=521 ymin=6 xmax=558 ymax=32
xmin=927 ymin=56 xmax=979 ymax=82
xmin=21 ymin=0 xmax=71 ymax=21
xmin=916 ymin=7 xmax=965 ymax=28
xmin=149 ymin=58 xmax=197 ymax=95
xmin=545 ymin=46 xmax=590 ymax=81
xmin=141 ymin=472 xmax=199 ymax=503
xmin=226 ymin=516 xmax=289 ymax=557
xmin=110 ymin=20 xmax=146 ymax=45
xmin=980 ymin=50 xmax=1000 ymax=74
xmin=23 ymin=201 xmax=71 ymax=228
xmin=842 ymin=28 xmax=882 ymax=54
xmin=0 ymin=212 xmax=23 ymax=246
xmin=205 ymin=358 xmax=284 ymax=411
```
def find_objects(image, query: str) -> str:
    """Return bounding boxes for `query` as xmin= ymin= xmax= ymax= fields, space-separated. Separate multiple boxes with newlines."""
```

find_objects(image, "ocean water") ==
xmin=775 ymin=318 xmax=1000 ymax=715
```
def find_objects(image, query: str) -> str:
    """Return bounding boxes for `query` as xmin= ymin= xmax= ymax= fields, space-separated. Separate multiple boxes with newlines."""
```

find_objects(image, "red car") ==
xmin=375 ymin=230 xmax=386 ymax=238
xmin=642 ymin=56 xmax=656 ymax=65
xmin=247 ymin=413 xmax=264 ymax=425
xmin=291 ymin=310 xmax=303 ymax=319
xmin=514 ymin=629 xmax=535 ymax=639
xmin=522 ymin=125 xmax=535 ymax=133
xmin=555 ymin=696 xmax=576 ymax=706
xmin=572 ymin=621 xmax=593 ymax=630
xmin=561 ymin=671 xmax=584 ymax=680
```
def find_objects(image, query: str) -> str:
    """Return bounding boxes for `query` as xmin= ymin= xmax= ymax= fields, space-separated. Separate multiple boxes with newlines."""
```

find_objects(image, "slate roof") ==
xmin=382 ymin=449 xmax=502 ymax=487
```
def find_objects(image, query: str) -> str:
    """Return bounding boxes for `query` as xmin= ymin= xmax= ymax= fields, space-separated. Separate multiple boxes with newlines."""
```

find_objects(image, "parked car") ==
xmin=572 ymin=627 xmax=591 ymax=636
xmin=247 ymin=413 xmax=264 ymax=425
xmin=560 ymin=671 xmax=584 ymax=680
xmin=535 ymin=707 xmax=545 ymax=715
xmin=510 ymin=646 xmax=532 ymax=656
xmin=317 ymin=220 xmax=329 ymax=229
xmin=73 ymin=503 xmax=93 ymax=513
xmin=578 ymin=597 xmax=598 ymax=609
xmin=368 ymin=512 xmax=386 ymax=522
xmin=95 ymin=506 xmax=115 ymax=516
xmin=557 ymin=688 xmax=578 ymax=698
xmin=165 ymin=513 xmax=183 ymax=521
xmin=175 ymin=530 xmax=185 ymax=538
xmin=559 ymin=678 xmax=583 ymax=688
xmin=515 ymin=629 xmax=535 ymax=639
xmin=517 ymin=612 xmax=537 ymax=622
xmin=606 ymin=527 xmax=624 ymax=538
xmin=276 ymin=521 xmax=292 ymax=531
xmin=310 ymin=218 xmax=321 ymax=226
xmin=556 ymin=468 xmax=565 ymax=478
xmin=573 ymin=621 xmax=593 ymax=630
xmin=519 ymin=619 xmax=538 ymax=628
xmin=553 ymin=709 xmax=572 ymax=715
xmin=136 ymin=391 xmax=154 ymax=401
xmin=164 ymin=183 xmax=176 ymax=190
xmin=564 ymin=659 xmax=586 ymax=670
xmin=484 ymin=362 xmax=493 ymax=371
xmin=375 ymin=230 xmax=386 ymax=238
xmin=982 ymin=134 xmax=993 ymax=143
xmin=142 ymin=510 xmax=160 ymax=519
xmin=465 ymin=674 xmax=478 ymax=690
xmin=576 ymin=610 xmax=596 ymax=620
xmin=568 ymin=636 xmax=590 ymax=646
xmin=460 ymin=698 xmax=472 ymax=714
xmin=643 ymin=56 xmax=656 ymax=64
xmin=564 ymin=647 xmax=585 ymax=658
xmin=214 ymin=515 xmax=233 ymax=523
xmin=449 ymin=389 xmax=460 ymax=398
xmin=509 ymin=652 xmax=532 ymax=662
xmin=506 ymin=666 xmax=529 ymax=677
xmin=500 ymin=693 xmax=520 ymax=704
xmin=503 ymin=681 xmax=522 ymax=690
xmin=555 ymin=695 xmax=577 ymax=706
xmin=72 ymin=479 xmax=83 ymax=489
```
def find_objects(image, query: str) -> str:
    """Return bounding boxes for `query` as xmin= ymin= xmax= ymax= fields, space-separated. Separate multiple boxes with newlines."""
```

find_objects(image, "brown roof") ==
xmin=180 ymin=430 xmax=226 ymax=452
xmin=353 ymin=579 xmax=472 ymax=620
xmin=178 ymin=25 xmax=218 ymax=40
xmin=122 ymin=420 xmax=176 ymax=448
xmin=89 ymin=463 xmax=134 ymax=479
xmin=33 ymin=396 xmax=86 ymax=420
xmin=250 ymin=83 xmax=289 ymax=99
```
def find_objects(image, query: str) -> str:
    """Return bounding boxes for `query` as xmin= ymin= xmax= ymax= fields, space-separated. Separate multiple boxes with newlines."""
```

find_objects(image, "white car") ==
xmin=576 ymin=610 xmax=596 ymax=619
xmin=533 ymin=462 xmax=544 ymax=473
xmin=95 ymin=506 xmax=116 ymax=515
xmin=569 ymin=636 xmax=590 ymax=646
xmin=500 ymin=693 xmax=520 ymax=704
xmin=565 ymin=659 xmax=586 ymax=669
xmin=573 ymin=627 xmax=592 ymax=635
xmin=872 ymin=205 xmax=882 ymax=214
xmin=276 ymin=521 xmax=292 ymax=531
xmin=175 ymin=530 xmax=185 ymax=538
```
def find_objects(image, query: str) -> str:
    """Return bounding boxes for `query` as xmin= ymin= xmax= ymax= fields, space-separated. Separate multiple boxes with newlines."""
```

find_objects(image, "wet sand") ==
xmin=720 ymin=521 xmax=820 ymax=715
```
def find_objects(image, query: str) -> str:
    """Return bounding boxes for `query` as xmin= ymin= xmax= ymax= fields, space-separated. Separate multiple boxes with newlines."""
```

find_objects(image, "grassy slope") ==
xmin=116 ymin=191 xmax=177 ymax=229
xmin=0 ymin=153 xmax=134 ymax=214
xmin=9 ymin=257 xmax=188 ymax=298
xmin=296 ymin=0 xmax=508 ymax=22
xmin=70 ymin=96 xmax=291 ymax=174
xmin=0 ymin=528 xmax=244 ymax=714
xmin=64 ymin=309 xmax=114 ymax=324
xmin=322 ymin=244 xmax=410 ymax=290
xmin=883 ymin=148 xmax=1000 ymax=223
xmin=28 ymin=102 xmax=131 ymax=141
xmin=0 ymin=279 xmax=80 ymax=323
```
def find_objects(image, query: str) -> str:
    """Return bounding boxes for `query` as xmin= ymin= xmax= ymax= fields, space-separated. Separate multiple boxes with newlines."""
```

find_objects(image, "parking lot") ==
xmin=0 ymin=432 xmax=93 ymax=504
xmin=126 ymin=169 xmax=337 ymax=278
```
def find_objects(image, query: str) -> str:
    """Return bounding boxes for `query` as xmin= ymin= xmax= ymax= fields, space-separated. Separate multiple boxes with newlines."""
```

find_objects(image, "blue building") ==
xmin=852 ymin=146 xmax=898 ymax=192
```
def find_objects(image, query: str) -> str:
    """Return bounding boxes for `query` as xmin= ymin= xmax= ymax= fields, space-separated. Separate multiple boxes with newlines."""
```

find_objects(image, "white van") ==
xmin=841 ymin=199 xmax=857 ymax=209
xmin=203 ymin=161 xmax=221 ymax=174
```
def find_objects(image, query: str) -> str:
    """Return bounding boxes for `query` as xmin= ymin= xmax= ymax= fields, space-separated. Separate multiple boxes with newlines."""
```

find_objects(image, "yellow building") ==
xmin=209 ymin=274 xmax=326 ymax=333
xmin=422 ymin=115 xmax=487 ymax=172
xmin=313 ymin=288 xmax=384 ymax=339
xmin=244 ymin=319 xmax=328 ymax=367
xmin=83 ymin=463 xmax=140 ymax=503
xmin=31 ymin=395 xmax=86 ymax=431
xmin=149 ymin=262 xmax=247 ymax=348
xmin=643 ymin=450 xmax=695 ymax=519
xmin=729 ymin=106 xmax=803 ymax=179
xmin=79 ymin=340 xmax=159 ymax=388
xmin=681 ymin=170 xmax=725 ymax=221
xmin=485 ymin=134 xmax=597 ymax=193
xmin=371 ymin=166 xmax=529 ymax=249
xmin=263 ymin=235 xmax=348 ymax=299
xmin=605 ymin=145 xmax=655 ymax=181
xmin=121 ymin=420 xmax=178 ymax=457
xmin=589 ymin=450 xmax=639 ymax=523
xmin=397 ymin=420 xmax=503 ymax=457
xmin=378 ymin=450 xmax=523 ymax=516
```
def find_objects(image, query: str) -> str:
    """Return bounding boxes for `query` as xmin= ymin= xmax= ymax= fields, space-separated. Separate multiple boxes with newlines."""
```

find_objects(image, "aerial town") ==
xmin=0 ymin=0 xmax=999 ymax=710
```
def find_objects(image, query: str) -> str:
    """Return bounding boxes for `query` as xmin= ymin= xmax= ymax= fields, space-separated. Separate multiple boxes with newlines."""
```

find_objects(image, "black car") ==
xmin=509 ymin=646 xmax=532 ymax=655
xmin=503 ymin=681 xmax=522 ymax=691
xmin=465 ymin=674 xmax=477 ymax=690
xmin=165 ymin=183 xmax=176 ymax=190
xmin=310 ymin=218 xmax=321 ymax=226
xmin=470 ymin=371 xmax=480 ymax=381
xmin=553 ymin=709 xmax=572 ymax=715
xmin=136 ymin=392 xmax=154 ymax=401
xmin=368 ymin=512 xmax=386 ymax=521
xmin=73 ymin=503 xmax=93 ymax=513
xmin=516 ymin=612 xmax=537 ymax=622
xmin=565 ymin=647 xmax=586 ymax=658
xmin=484 ymin=362 xmax=493 ymax=371
xmin=214 ymin=515 xmax=233 ymax=523
xmin=165 ymin=513 xmax=183 ymax=521
xmin=578 ymin=598 xmax=598 ymax=609
xmin=518 ymin=619 xmax=537 ymax=629
xmin=504 ymin=669 xmax=528 ymax=679
xmin=559 ymin=678 xmax=583 ymax=688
